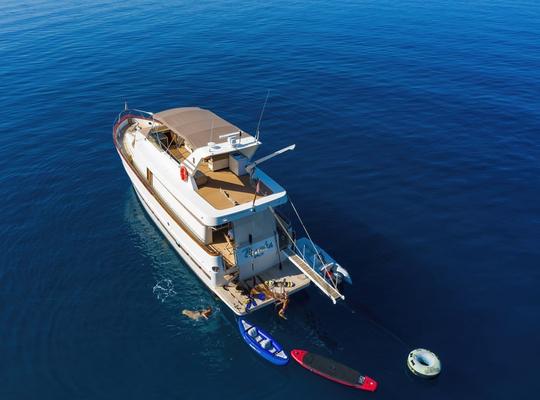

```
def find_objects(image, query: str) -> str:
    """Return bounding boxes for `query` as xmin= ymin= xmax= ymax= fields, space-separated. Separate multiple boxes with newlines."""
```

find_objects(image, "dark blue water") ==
xmin=2 ymin=1 xmax=539 ymax=398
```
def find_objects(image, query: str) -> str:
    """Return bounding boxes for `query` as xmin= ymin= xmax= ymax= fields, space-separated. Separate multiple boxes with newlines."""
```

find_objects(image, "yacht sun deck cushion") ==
xmin=155 ymin=107 xmax=254 ymax=150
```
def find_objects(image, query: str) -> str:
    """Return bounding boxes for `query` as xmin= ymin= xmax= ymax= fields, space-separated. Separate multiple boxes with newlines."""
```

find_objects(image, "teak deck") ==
xmin=214 ymin=260 xmax=310 ymax=315
xmin=167 ymin=141 xmax=270 ymax=210
xmin=197 ymin=169 xmax=261 ymax=209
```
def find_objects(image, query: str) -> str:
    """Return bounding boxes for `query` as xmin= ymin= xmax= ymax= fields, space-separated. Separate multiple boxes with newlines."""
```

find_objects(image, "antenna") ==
xmin=124 ymin=101 xmax=128 ymax=111
xmin=255 ymin=90 xmax=271 ymax=142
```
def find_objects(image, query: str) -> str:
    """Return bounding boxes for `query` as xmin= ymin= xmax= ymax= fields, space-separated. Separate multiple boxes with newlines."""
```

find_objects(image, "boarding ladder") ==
xmin=284 ymin=249 xmax=344 ymax=304
xmin=270 ymin=206 xmax=345 ymax=304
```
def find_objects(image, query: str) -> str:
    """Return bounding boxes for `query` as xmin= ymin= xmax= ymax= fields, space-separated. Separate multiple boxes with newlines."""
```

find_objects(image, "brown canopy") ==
xmin=154 ymin=107 xmax=252 ymax=150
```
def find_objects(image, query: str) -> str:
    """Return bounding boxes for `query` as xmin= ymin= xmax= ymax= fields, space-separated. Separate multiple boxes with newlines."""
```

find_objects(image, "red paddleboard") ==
xmin=291 ymin=349 xmax=377 ymax=392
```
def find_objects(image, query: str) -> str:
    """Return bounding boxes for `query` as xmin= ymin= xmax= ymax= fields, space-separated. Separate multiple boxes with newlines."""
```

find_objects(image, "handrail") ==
xmin=270 ymin=205 xmax=340 ymax=290
xmin=113 ymin=108 xmax=154 ymax=128
xmin=115 ymin=109 xmax=186 ymax=166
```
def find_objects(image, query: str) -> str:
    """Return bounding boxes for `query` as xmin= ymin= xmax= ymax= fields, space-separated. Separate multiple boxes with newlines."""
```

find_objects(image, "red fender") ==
xmin=180 ymin=165 xmax=189 ymax=182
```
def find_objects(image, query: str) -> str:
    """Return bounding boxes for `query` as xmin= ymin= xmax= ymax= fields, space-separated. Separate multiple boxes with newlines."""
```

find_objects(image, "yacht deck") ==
xmin=197 ymin=169 xmax=266 ymax=210
xmin=214 ymin=260 xmax=311 ymax=315
xmin=166 ymin=137 xmax=271 ymax=210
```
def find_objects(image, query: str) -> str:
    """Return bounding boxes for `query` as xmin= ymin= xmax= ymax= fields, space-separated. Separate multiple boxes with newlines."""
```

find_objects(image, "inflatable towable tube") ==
xmin=407 ymin=348 xmax=441 ymax=378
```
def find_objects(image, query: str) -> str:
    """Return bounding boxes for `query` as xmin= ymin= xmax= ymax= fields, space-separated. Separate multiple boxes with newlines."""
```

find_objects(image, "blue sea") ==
xmin=1 ymin=1 xmax=539 ymax=398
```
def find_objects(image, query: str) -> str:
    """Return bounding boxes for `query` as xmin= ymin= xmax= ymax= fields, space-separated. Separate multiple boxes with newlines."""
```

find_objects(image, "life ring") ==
xmin=407 ymin=348 xmax=441 ymax=378
xmin=180 ymin=165 xmax=189 ymax=182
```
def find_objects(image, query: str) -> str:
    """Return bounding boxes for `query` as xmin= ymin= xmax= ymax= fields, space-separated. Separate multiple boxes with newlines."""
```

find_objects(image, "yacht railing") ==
xmin=113 ymin=108 xmax=185 ymax=165
xmin=113 ymin=108 xmax=154 ymax=128
xmin=112 ymin=108 xmax=155 ymax=143
xmin=270 ymin=204 xmax=340 ymax=289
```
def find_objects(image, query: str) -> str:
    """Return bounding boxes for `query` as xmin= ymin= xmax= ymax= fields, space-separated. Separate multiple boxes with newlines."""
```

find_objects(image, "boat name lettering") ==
xmin=243 ymin=241 xmax=274 ymax=258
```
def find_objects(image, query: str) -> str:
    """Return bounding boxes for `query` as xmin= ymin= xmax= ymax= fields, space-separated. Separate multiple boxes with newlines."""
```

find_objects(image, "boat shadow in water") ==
xmin=123 ymin=189 xmax=228 ymax=325
xmin=123 ymin=189 xmax=301 ymax=397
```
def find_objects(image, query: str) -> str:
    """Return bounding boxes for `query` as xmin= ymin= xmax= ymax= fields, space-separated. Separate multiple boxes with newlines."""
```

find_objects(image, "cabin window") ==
xmin=147 ymin=168 xmax=153 ymax=186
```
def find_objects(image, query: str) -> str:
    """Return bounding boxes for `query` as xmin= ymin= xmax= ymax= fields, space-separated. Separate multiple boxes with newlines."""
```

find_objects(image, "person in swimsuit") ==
xmin=182 ymin=307 xmax=213 ymax=320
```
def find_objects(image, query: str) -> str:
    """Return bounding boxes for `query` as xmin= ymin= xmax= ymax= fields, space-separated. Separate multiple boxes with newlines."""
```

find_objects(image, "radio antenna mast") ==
xmin=255 ymin=90 xmax=270 ymax=142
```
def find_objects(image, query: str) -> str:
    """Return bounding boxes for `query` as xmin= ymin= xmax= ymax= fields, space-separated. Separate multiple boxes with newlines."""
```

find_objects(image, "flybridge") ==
xmin=153 ymin=107 xmax=295 ymax=176
xmin=153 ymin=107 xmax=260 ymax=174
xmin=181 ymin=134 xmax=259 ymax=174
xmin=154 ymin=107 xmax=252 ymax=150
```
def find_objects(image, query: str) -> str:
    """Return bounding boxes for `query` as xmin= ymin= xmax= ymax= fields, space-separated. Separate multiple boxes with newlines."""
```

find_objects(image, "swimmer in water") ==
xmin=182 ymin=307 xmax=213 ymax=320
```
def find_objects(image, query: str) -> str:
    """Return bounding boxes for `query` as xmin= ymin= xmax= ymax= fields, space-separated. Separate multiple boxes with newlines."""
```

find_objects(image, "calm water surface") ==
xmin=1 ymin=1 xmax=539 ymax=399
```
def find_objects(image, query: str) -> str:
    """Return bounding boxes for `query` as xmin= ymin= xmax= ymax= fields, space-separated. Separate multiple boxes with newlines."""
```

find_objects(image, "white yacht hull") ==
xmin=120 ymin=156 xmax=221 ymax=289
